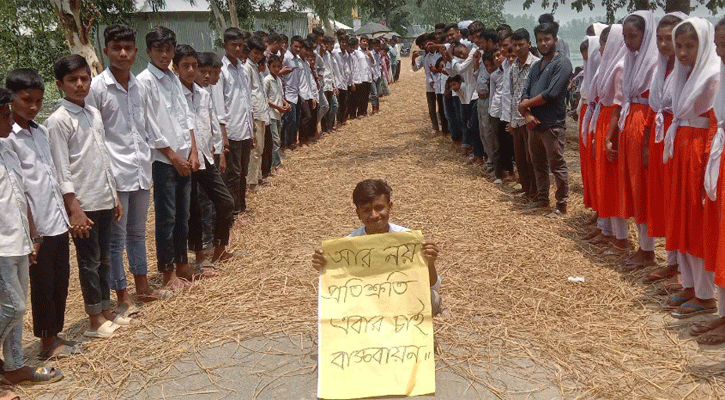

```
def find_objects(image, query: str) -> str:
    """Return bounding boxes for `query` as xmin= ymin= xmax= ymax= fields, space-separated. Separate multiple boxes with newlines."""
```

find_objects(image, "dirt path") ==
xmin=20 ymin=61 xmax=725 ymax=400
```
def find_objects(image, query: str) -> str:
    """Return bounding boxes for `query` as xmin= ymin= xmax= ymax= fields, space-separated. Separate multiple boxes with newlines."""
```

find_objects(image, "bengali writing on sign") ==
xmin=317 ymin=230 xmax=435 ymax=400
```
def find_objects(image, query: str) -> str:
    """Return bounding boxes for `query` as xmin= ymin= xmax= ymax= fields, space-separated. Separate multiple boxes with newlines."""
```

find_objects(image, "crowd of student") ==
xmin=417 ymin=13 xmax=725 ymax=347
xmin=0 ymin=23 xmax=400 ymax=389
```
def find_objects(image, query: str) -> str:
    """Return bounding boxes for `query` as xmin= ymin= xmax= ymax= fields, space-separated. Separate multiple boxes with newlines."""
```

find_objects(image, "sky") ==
xmin=503 ymin=0 xmax=719 ymax=23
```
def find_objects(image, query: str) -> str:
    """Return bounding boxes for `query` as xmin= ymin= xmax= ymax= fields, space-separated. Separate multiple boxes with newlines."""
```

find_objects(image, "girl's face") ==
xmin=656 ymin=25 xmax=675 ymax=58
xmin=675 ymin=30 xmax=699 ymax=68
xmin=715 ymin=25 xmax=725 ymax=65
xmin=599 ymin=38 xmax=606 ymax=54
xmin=623 ymin=21 xmax=645 ymax=52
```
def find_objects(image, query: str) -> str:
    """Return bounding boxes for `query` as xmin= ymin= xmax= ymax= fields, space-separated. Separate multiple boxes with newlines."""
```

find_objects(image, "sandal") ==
xmin=138 ymin=289 xmax=174 ymax=302
xmin=83 ymin=320 xmax=117 ymax=338
xmin=116 ymin=304 xmax=142 ymax=318
xmin=696 ymin=324 xmax=725 ymax=345
xmin=671 ymin=302 xmax=717 ymax=319
xmin=663 ymin=294 xmax=692 ymax=310
xmin=14 ymin=366 xmax=63 ymax=386
xmin=38 ymin=337 xmax=82 ymax=360
xmin=643 ymin=267 xmax=679 ymax=284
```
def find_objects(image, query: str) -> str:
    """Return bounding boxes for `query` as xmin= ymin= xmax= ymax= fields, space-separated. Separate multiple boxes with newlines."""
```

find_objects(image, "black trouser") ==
xmin=357 ymin=82 xmax=372 ymax=116
xmin=512 ymin=126 xmax=537 ymax=198
xmin=30 ymin=232 xmax=70 ymax=338
xmin=223 ymin=138 xmax=252 ymax=214
xmin=189 ymin=159 xmax=235 ymax=251
xmin=337 ymin=89 xmax=348 ymax=124
xmin=395 ymin=61 xmax=401 ymax=82
xmin=262 ymin=124 xmax=273 ymax=177
xmin=299 ymin=99 xmax=316 ymax=144
xmin=426 ymin=92 xmax=439 ymax=131
xmin=322 ymin=91 xmax=334 ymax=131
xmin=436 ymin=94 xmax=449 ymax=134
xmin=73 ymin=209 xmax=113 ymax=316
xmin=492 ymin=117 xmax=514 ymax=179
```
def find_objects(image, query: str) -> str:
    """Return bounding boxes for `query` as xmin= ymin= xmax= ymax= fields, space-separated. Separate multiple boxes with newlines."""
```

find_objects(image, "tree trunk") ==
xmin=210 ymin=0 xmax=228 ymax=39
xmin=665 ymin=0 xmax=690 ymax=13
xmin=228 ymin=0 xmax=239 ymax=28
xmin=49 ymin=0 xmax=103 ymax=76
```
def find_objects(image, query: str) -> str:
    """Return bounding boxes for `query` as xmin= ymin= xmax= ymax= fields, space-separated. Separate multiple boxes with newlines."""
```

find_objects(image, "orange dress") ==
xmin=579 ymin=104 xmax=592 ymax=208
xmin=707 ymin=148 xmax=725 ymax=286
xmin=646 ymin=112 xmax=673 ymax=238
xmin=617 ymin=101 xmax=654 ymax=223
xmin=594 ymin=105 xmax=620 ymax=218
xmin=664 ymin=110 xmax=717 ymax=259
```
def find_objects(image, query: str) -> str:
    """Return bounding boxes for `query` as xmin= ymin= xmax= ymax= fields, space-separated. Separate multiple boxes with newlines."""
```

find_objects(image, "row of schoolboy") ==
xmin=412 ymin=16 xmax=574 ymax=218
xmin=0 ymin=23 xmax=399 ymax=388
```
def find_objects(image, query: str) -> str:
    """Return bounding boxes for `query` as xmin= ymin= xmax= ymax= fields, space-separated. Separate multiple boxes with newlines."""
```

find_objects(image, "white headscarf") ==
xmin=593 ymin=23 xmax=608 ymax=36
xmin=663 ymin=18 xmax=720 ymax=162
xmin=582 ymin=35 xmax=601 ymax=143
xmin=705 ymin=63 xmax=725 ymax=200
xmin=588 ymin=24 xmax=627 ymax=136
xmin=649 ymin=12 xmax=688 ymax=143
xmin=618 ymin=11 xmax=658 ymax=130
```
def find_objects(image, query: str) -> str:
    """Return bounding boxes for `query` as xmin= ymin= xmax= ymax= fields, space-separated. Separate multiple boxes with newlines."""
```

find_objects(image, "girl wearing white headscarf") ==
xmin=579 ymin=35 xmax=601 ymax=213
xmin=696 ymin=17 xmax=725 ymax=344
xmin=662 ymin=18 xmax=720 ymax=319
xmin=642 ymin=12 xmax=687 ymax=285
xmin=615 ymin=11 xmax=659 ymax=268
xmin=591 ymin=25 xmax=630 ymax=251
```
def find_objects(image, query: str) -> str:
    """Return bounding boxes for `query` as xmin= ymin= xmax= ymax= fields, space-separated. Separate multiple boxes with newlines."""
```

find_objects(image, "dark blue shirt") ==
xmin=522 ymin=51 xmax=573 ymax=130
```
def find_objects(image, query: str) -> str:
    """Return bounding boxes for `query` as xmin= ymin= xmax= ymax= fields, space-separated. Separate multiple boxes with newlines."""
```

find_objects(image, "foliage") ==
xmin=522 ymin=0 xmax=725 ymax=23
xmin=359 ymin=0 xmax=409 ymax=35
xmin=405 ymin=0 xmax=504 ymax=31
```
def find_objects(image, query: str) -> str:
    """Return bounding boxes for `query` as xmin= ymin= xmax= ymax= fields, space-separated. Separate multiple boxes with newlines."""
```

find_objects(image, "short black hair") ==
xmin=268 ymin=32 xmax=283 ymax=43
xmin=534 ymin=22 xmax=558 ymax=39
xmin=496 ymin=24 xmax=512 ymax=32
xmin=434 ymin=23 xmax=446 ymax=30
xmin=0 ymin=88 xmax=15 ymax=107
xmin=254 ymin=30 xmax=268 ymax=38
xmin=197 ymin=52 xmax=219 ymax=68
xmin=104 ymin=24 xmax=135 ymax=46
xmin=335 ymin=28 xmax=347 ymax=38
xmin=481 ymin=50 xmax=495 ymax=63
xmin=434 ymin=57 xmax=444 ymax=69
xmin=6 ymin=69 xmax=44 ymax=93
xmin=53 ymin=54 xmax=91 ymax=81
xmin=659 ymin=14 xmax=684 ymax=30
xmin=312 ymin=27 xmax=325 ymax=37
xmin=446 ymin=74 xmax=463 ymax=84
xmin=280 ymin=34 xmax=289 ymax=43
xmin=247 ymin=35 xmax=266 ymax=52
xmin=352 ymin=179 xmax=392 ymax=207
xmin=224 ymin=27 xmax=245 ymax=43
xmin=445 ymin=24 xmax=458 ymax=33
xmin=339 ymin=34 xmax=349 ymax=44
xmin=173 ymin=44 xmax=198 ymax=65
xmin=497 ymin=29 xmax=512 ymax=42
xmin=267 ymin=54 xmax=282 ymax=66
xmin=511 ymin=28 xmax=530 ymax=42
xmin=414 ymin=33 xmax=427 ymax=47
xmin=468 ymin=21 xmax=485 ymax=36
xmin=482 ymin=29 xmax=498 ymax=42
xmin=302 ymin=39 xmax=314 ymax=50
xmin=291 ymin=35 xmax=305 ymax=46
xmin=348 ymin=36 xmax=358 ymax=46
xmin=307 ymin=33 xmax=318 ymax=43
xmin=426 ymin=33 xmax=436 ymax=42
xmin=146 ymin=26 xmax=176 ymax=49
xmin=370 ymin=38 xmax=380 ymax=46
xmin=323 ymin=35 xmax=335 ymax=44
xmin=538 ymin=13 xmax=555 ymax=24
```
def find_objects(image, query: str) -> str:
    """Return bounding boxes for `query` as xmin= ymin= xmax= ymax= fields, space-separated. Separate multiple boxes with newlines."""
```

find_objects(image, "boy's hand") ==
xmin=219 ymin=152 xmax=227 ymax=173
xmin=70 ymin=209 xmax=94 ymax=238
xmin=422 ymin=241 xmax=439 ymax=265
xmin=524 ymin=113 xmax=540 ymax=131
xmin=189 ymin=152 xmax=201 ymax=172
xmin=113 ymin=200 xmax=123 ymax=222
xmin=252 ymin=134 xmax=258 ymax=149
xmin=350 ymin=84 xmax=356 ymax=92
xmin=29 ymin=242 xmax=41 ymax=265
xmin=170 ymin=153 xmax=192 ymax=176
xmin=312 ymin=248 xmax=327 ymax=272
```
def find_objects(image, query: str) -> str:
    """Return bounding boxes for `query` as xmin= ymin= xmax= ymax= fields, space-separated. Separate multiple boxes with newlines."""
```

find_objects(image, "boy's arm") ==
xmin=27 ymin=205 xmax=40 ymax=265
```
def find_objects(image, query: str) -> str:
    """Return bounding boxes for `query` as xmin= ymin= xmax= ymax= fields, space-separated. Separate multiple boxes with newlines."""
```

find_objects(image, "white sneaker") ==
xmin=113 ymin=314 xmax=132 ymax=326
xmin=83 ymin=320 xmax=116 ymax=338
xmin=493 ymin=179 xmax=503 ymax=185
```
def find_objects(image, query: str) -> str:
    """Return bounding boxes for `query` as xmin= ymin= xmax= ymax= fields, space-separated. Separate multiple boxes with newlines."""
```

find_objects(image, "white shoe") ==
xmin=493 ymin=179 xmax=503 ymax=185
xmin=83 ymin=320 xmax=116 ymax=338
xmin=113 ymin=314 xmax=132 ymax=326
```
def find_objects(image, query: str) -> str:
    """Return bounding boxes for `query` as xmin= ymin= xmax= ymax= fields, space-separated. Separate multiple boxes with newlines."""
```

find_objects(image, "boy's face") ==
xmin=535 ymin=33 xmax=557 ymax=57
xmin=196 ymin=65 xmax=214 ymax=87
xmin=512 ymin=38 xmax=529 ymax=60
xmin=147 ymin=44 xmax=175 ymax=70
xmin=434 ymin=28 xmax=445 ymax=44
xmin=446 ymin=28 xmax=460 ymax=44
xmin=325 ymin=42 xmax=334 ymax=52
xmin=450 ymin=81 xmax=461 ymax=92
xmin=290 ymin=40 xmax=302 ymax=56
xmin=12 ymin=89 xmax=43 ymax=123
xmin=453 ymin=45 xmax=468 ymax=59
xmin=356 ymin=194 xmax=392 ymax=235
xmin=175 ymin=55 xmax=198 ymax=85
xmin=268 ymin=41 xmax=282 ymax=53
xmin=483 ymin=59 xmax=495 ymax=73
xmin=56 ymin=67 xmax=91 ymax=104
xmin=360 ymin=38 xmax=368 ymax=49
xmin=0 ymin=104 xmax=14 ymax=138
xmin=269 ymin=61 xmax=282 ymax=76
xmin=211 ymin=67 xmax=221 ymax=85
xmin=249 ymin=48 xmax=264 ymax=64
xmin=493 ymin=49 xmax=504 ymax=65
xmin=105 ymin=40 xmax=137 ymax=71
xmin=499 ymin=37 xmax=511 ymax=54
xmin=223 ymin=39 xmax=245 ymax=60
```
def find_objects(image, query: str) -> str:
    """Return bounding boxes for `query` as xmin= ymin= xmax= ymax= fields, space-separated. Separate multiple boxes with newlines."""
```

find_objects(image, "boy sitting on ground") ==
xmin=312 ymin=179 xmax=443 ymax=315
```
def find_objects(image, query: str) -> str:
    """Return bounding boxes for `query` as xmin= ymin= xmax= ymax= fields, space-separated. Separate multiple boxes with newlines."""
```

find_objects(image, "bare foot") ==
xmin=643 ymin=264 xmax=679 ymax=284
xmin=691 ymin=317 xmax=725 ymax=336
xmin=697 ymin=324 xmax=725 ymax=345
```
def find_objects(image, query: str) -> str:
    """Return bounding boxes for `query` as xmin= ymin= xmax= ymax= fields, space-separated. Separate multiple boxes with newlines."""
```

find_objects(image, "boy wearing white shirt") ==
xmin=283 ymin=36 xmax=305 ymax=149
xmin=45 ymin=55 xmax=127 ymax=338
xmin=175 ymin=45 xmax=235 ymax=268
xmin=244 ymin=36 xmax=270 ymax=189
xmin=298 ymin=39 xmax=319 ymax=145
xmin=86 ymin=25 xmax=169 ymax=312
xmin=0 ymin=86 xmax=64 ymax=385
xmin=137 ymin=27 xmax=202 ymax=290
xmin=333 ymin=35 xmax=350 ymax=127
xmin=320 ymin=36 xmax=337 ymax=132
xmin=4 ymin=70 xmax=80 ymax=360
xmin=264 ymin=55 xmax=290 ymax=170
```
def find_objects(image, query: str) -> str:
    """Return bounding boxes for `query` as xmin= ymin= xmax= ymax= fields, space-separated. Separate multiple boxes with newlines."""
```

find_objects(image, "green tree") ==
xmin=406 ymin=0 xmax=504 ymax=30
xmin=522 ymin=0 xmax=725 ymax=23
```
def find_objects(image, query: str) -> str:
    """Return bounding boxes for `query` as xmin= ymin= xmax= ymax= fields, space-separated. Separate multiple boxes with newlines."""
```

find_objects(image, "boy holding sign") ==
xmin=312 ymin=179 xmax=442 ymax=315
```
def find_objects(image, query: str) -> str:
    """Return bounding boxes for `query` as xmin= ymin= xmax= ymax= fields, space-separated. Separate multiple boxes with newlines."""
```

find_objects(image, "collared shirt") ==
xmin=86 ymin=68 xmax=155 ymax=191
xmin=0 ymin=142 xmax=33 ymax=257
xmin=447 ymin=47 xmax=480 ymax=104
xmin=4 ymin=123 xmax=69 ymax=236
xmin=244 ymin=58 xmax=270 ymax=123
xmin=499 ymin=59 xmax=512 ymax=123
xmin=264 ymin=73 xmax=285 ymax=120
xmin=298 ymin=58 xmax=317 ymax=101
xmin=332 ymin=48 xmax=348 ymax=90
xmin=353 ymin=48 xmax=372 ymax=83
xmin=522 ymin=52 xmax=573 ymax=130
xmin=427 ymin=53 xmax=446 ymax=95
xmin=283 ymin=51 xmax=303 ymax=104
xmin=208 ymin=83 xmax=225 ymax=154
xmin=137 ymin=62 xmax=195 ymax=163
xmin=44 ymin=99 xmax=117 ymax=212
xmin=510 ymin=52 xmax=540 ymax=128
xmin=489 ymin=66 xmax=505 ymax=118
xmin=218 ymin=55 xmax=254 ymax=141
xmin=184 ymin=83 xmax=220 ymax=167
xmin=413 ymin=53 xmax=434 ymax=92
xmin=371 ymin=50 xmax=382 ymax=81
xmin=477 ymin=62 xmax=491 ymax=98
xmin=321 ymin=51 xmax=335 ymax=92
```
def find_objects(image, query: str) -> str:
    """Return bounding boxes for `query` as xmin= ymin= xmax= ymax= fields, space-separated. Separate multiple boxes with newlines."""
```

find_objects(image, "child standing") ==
xmin=244 ymin=35 xmax=270 ymax=190
xmin=265 ymin=55 xmax=291 ymax=171
xmin=44 ymin=55 xmax=128 ymax=337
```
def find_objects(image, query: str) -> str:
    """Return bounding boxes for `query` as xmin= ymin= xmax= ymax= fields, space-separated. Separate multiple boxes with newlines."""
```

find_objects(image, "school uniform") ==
xmin=449 ymin=48 xmax=483 ymax=158
xmin=265 ymin=73 xmax=285 ymax=168
xmin=283 ymin=51 xmax=304 ymax=147
xmin=511 ymin=52 xmax=540 ymax=199
xmin=298 ymin=57 xmax=318 ymax=144
xmin=332 ymin=46 xmax=349 ymax=125
xmin=413 ymin=52 xmax=437 ymax=131
xmin=489 ymin=62 xmax=513 ymax=178
xmin=580 ymin=36 xmax=601 ymax=210
xmin=244 ymin=58 xmax=270 ymax=185
xmin=352 ymin=47 xmax=373 ymax=116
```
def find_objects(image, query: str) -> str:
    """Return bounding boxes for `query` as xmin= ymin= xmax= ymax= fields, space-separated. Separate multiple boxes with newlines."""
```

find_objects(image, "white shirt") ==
xmin=4 ymin=123 xmax=69 ymax=237
xmin=414 ymin=54 xmax=434 ymax=93
xmin=321 ymin=51 xmax=335 ymax=92
xmin=137 ymin=62 xmax=195 ymax=163
xmin=298 ymin=59 xmax=317 ymax=101
xmin=448 ymin=48 xmax=480 ymax=104
xmin=343 ymin=51 xmax=354 ymax=86
xmin=489 ymin=66 xmax=505 ymax=119
xmin=86 ymin=68 xmax=155 ymax=192
xmin=352 ymin=48 xmax=372 ymax=83
xmin=0 ymin=142 xmax=32 ymax=257
xmin=499 ymin=59 xmax=512 ymax=123
xmin=371 ymin=50 xmax=382 ymax=81
xmin=184 ymin=83 xmax=220 ymax=168
xmin=244 ymin=59 xmax=270 ymax=123
xmin=264 ymin=74 xmax=285 ymax=121
xmin=44 ymin=99 xmax=118 ymax=212
xmin=348 ymin=222 xmax=409 ymax=237
xmin=208 ymin=83 xmax=225 ymax=154
xmin=218 ymin=55 xmax=254 ymax=141
xmin=283 ymin=51 xmax=304 ymax=104
xmin=330 ymin=48 xmax=346 ymax=90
